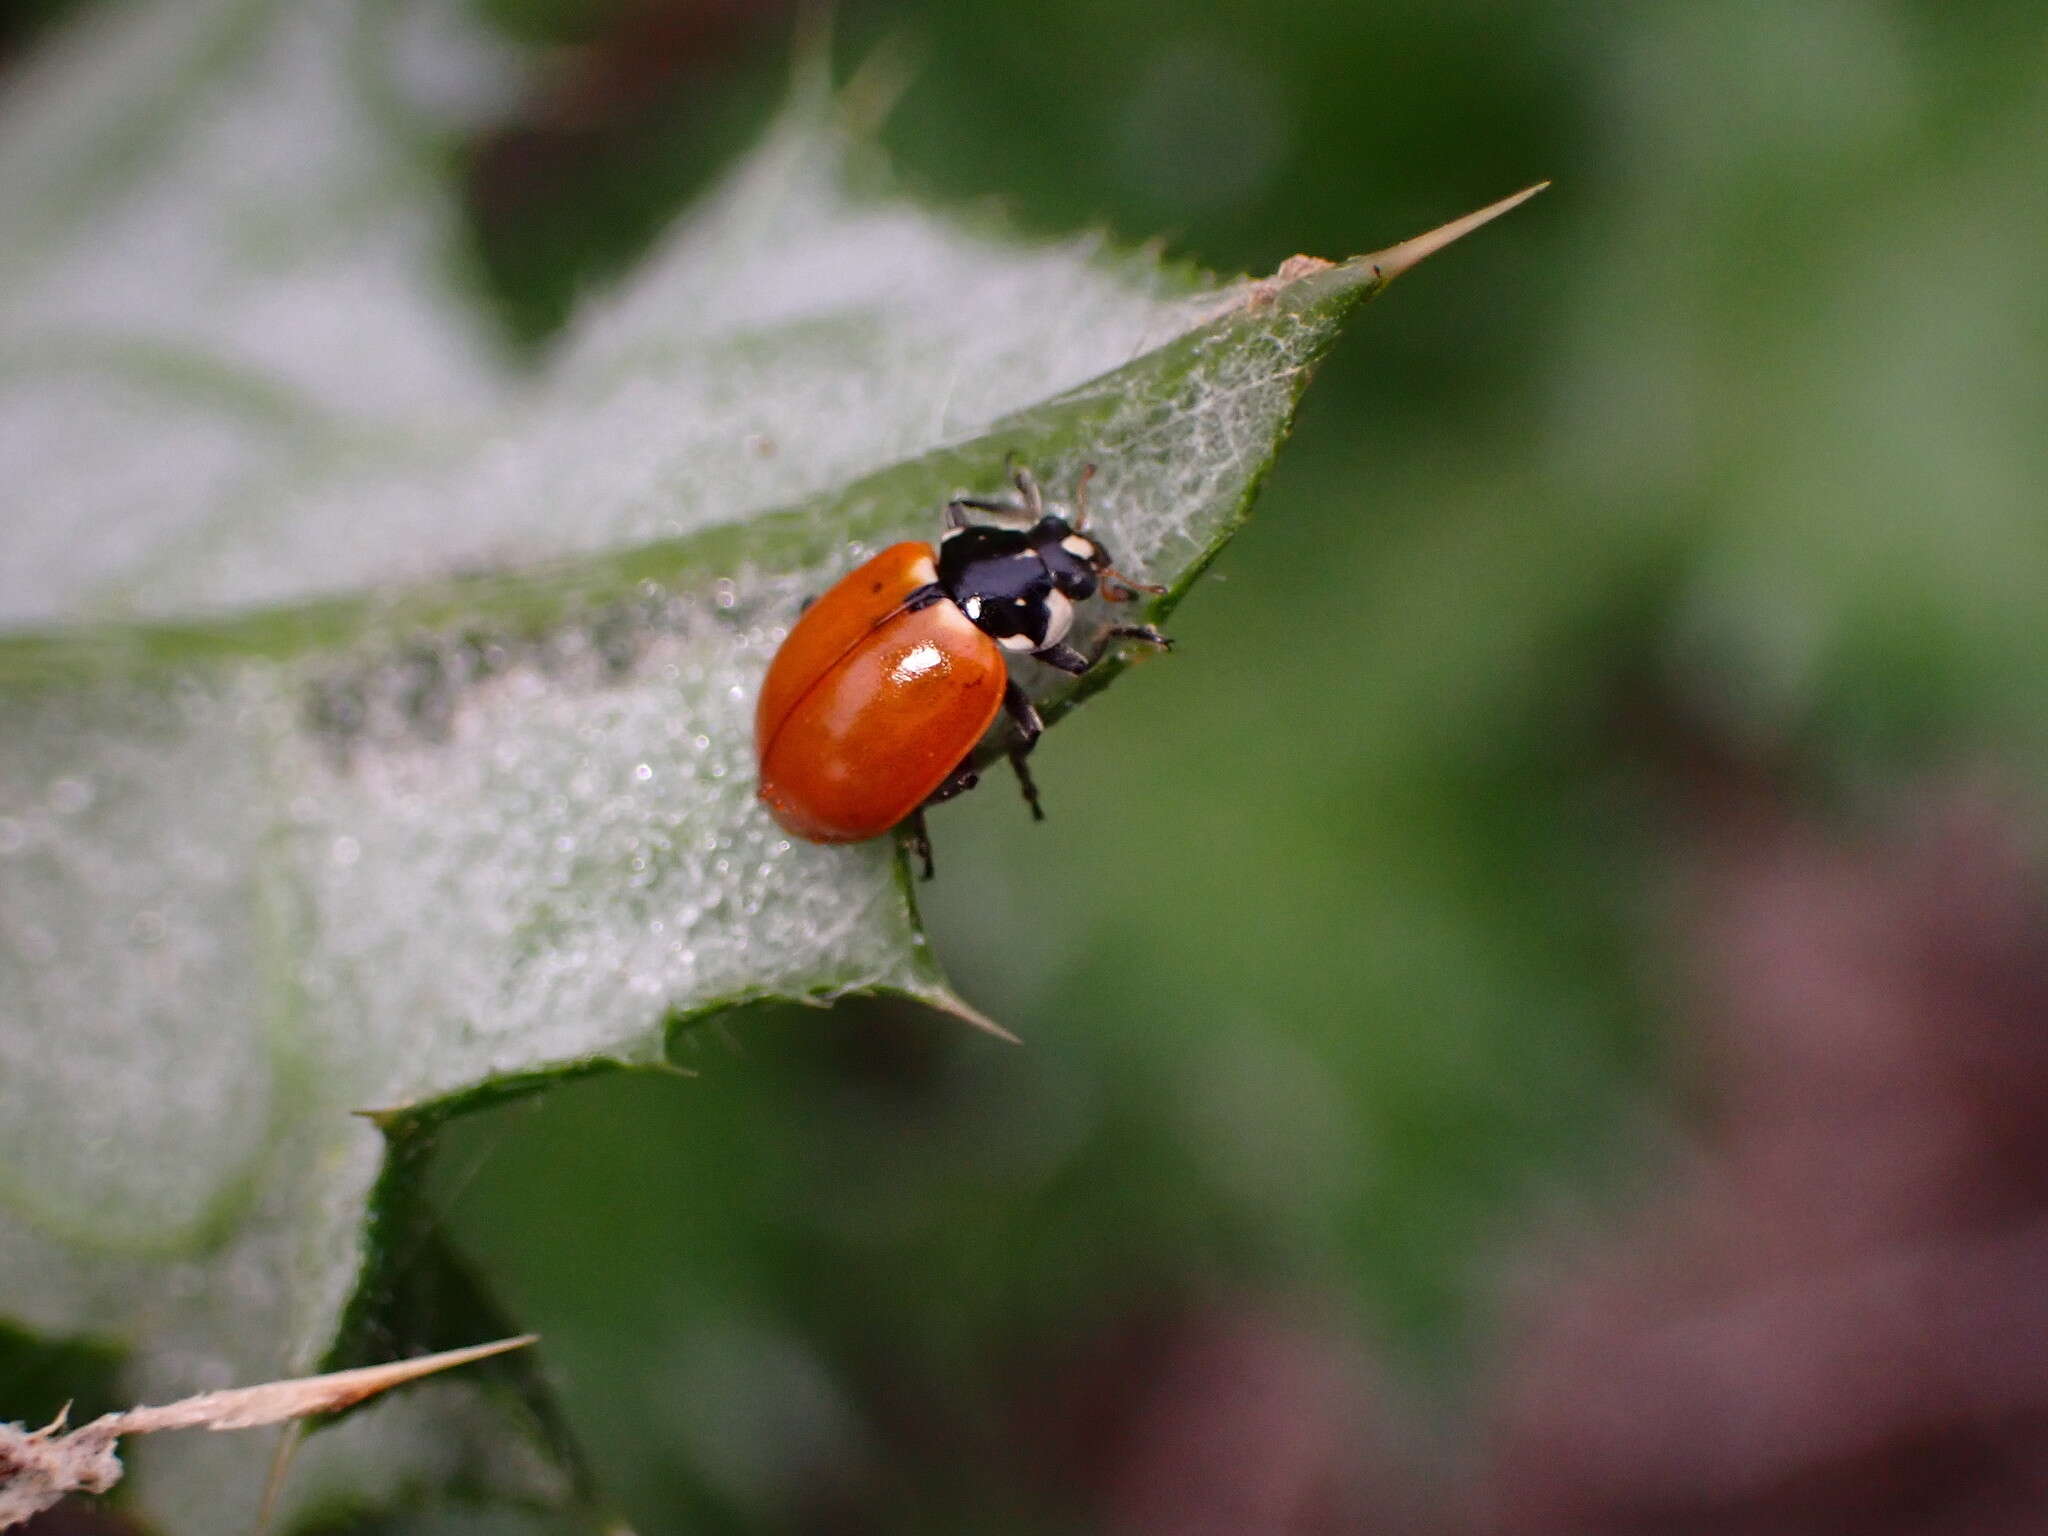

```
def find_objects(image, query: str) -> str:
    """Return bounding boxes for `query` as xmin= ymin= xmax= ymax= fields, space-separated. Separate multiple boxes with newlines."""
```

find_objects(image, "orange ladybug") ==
xmin=755 ymin=464 xmax=1168 ymax=876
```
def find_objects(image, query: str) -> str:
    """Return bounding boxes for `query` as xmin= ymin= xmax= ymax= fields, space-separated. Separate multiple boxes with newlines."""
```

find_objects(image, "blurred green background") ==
xmin=16 ymin=0 xmax=2048 ymax=1530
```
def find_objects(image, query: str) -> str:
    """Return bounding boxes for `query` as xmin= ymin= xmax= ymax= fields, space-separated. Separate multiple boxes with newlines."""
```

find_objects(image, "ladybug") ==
xmin=755 ymin=463 xmax=1170 ymax=876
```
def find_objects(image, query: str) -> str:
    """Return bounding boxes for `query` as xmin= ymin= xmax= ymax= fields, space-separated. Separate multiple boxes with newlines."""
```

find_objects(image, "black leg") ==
xmin=1003 ymin=679 xmax=1044 ymax=747
xmin=907 ymin=741 xmax=1000 ymax=877
xmin=1097 ymin=624 xmax=1172 ymax=660
xmin=1033 ymin=624 xmax=1172 ymax=677
xmin=1033 ymin=642 xmax=1091 ymax=676
xmin=923 ymin=757 xmax=981 ymax=806
xmin=905 ymin=808 xmax=935 ymax=881
xmin=946 ymin=458 xmax=1055 ymax=526
xmin=1008 ymin=748 xmax=1044 ymax=821
xmin=1003 ymin=680 xmax=1045 ymax=821
xmin=947 ymin=496 xmax=1030 ymax=526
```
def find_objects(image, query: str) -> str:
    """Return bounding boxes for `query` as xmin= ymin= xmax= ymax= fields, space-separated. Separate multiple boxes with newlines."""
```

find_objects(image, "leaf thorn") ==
xmin=923 ymin=990 xmax=1022 ymax=1045
xmin=1367 ymin=181 xmax=1551 ymax=284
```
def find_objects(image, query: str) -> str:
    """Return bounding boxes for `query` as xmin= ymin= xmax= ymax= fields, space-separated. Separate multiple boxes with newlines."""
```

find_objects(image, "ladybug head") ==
xmin=1028 ymin=514 xmax=1112 ymax=601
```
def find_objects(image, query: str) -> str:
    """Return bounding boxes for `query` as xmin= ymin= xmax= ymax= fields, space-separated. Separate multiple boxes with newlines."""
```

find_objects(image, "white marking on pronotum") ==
xmin=1060 ymin=535 xmax=1097 ymax=559
xmin=1041 ymin=589 xmax=1074 ymax=646
xmin=964 ymin=596 xmax=982 ymax=621
xmin=998 ymin=632 xmax=1036 ymax=652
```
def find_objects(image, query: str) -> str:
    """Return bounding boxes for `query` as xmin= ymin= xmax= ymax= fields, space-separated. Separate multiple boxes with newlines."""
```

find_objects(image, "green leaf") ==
xmin=0 ymin=0 xmax=1533 ymax=1527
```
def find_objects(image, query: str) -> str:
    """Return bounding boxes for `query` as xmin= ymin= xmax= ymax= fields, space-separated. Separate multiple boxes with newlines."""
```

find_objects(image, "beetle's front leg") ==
xmin=1095 ymin=624 xmax=1172 ymax=660
xmin=1033 ymin=625 xmax=1171 ymax=676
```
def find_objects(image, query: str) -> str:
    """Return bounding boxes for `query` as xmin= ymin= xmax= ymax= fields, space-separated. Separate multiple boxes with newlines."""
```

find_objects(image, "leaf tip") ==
xmin=1366 ymin=181 xmax=1551 ymax=284
xmin=922 ymin=989 xmax=1022 ymax=1045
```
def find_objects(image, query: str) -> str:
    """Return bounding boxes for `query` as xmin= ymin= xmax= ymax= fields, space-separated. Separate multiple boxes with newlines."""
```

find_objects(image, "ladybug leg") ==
xmin=1033 ymin=626 xmax=1172 ymax=676
xmin=947 ymin=457 xmax=1057 ymax=528
xmin=1008 ymin=749 xmax=1043 ymax=821
xmin=923 ymin=758 xmax=982 ymax=806
xmin=1031 ymin=642 xmax=1091 ymax=676
xmin=1009 ymin=461 xmax=1045 ymax=517
xmin=1004 ymin=679 xmax=1044 ymax=743
xmin=1003 ymin=680 xmax=1046 ymax=822
xmin=903 ymin=808 xmax=936 ymax=881
xmin=946 ymin=496 xmax=1031 ymax=527
xmin=1097 ymin=624 xmax=1173 ymax=659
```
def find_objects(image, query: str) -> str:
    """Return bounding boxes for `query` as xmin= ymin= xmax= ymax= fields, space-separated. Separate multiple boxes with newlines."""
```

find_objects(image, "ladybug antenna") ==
xmin=1101 ymin=567 xmax=1166 ymax=601
xmin=1073 ymin=463 xmax=1097 ymax=529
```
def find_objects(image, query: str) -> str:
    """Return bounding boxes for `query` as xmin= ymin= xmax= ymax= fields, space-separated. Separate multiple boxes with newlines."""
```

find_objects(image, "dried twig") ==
xmin=0 ymin=1335 xmax=536 ymax=1530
